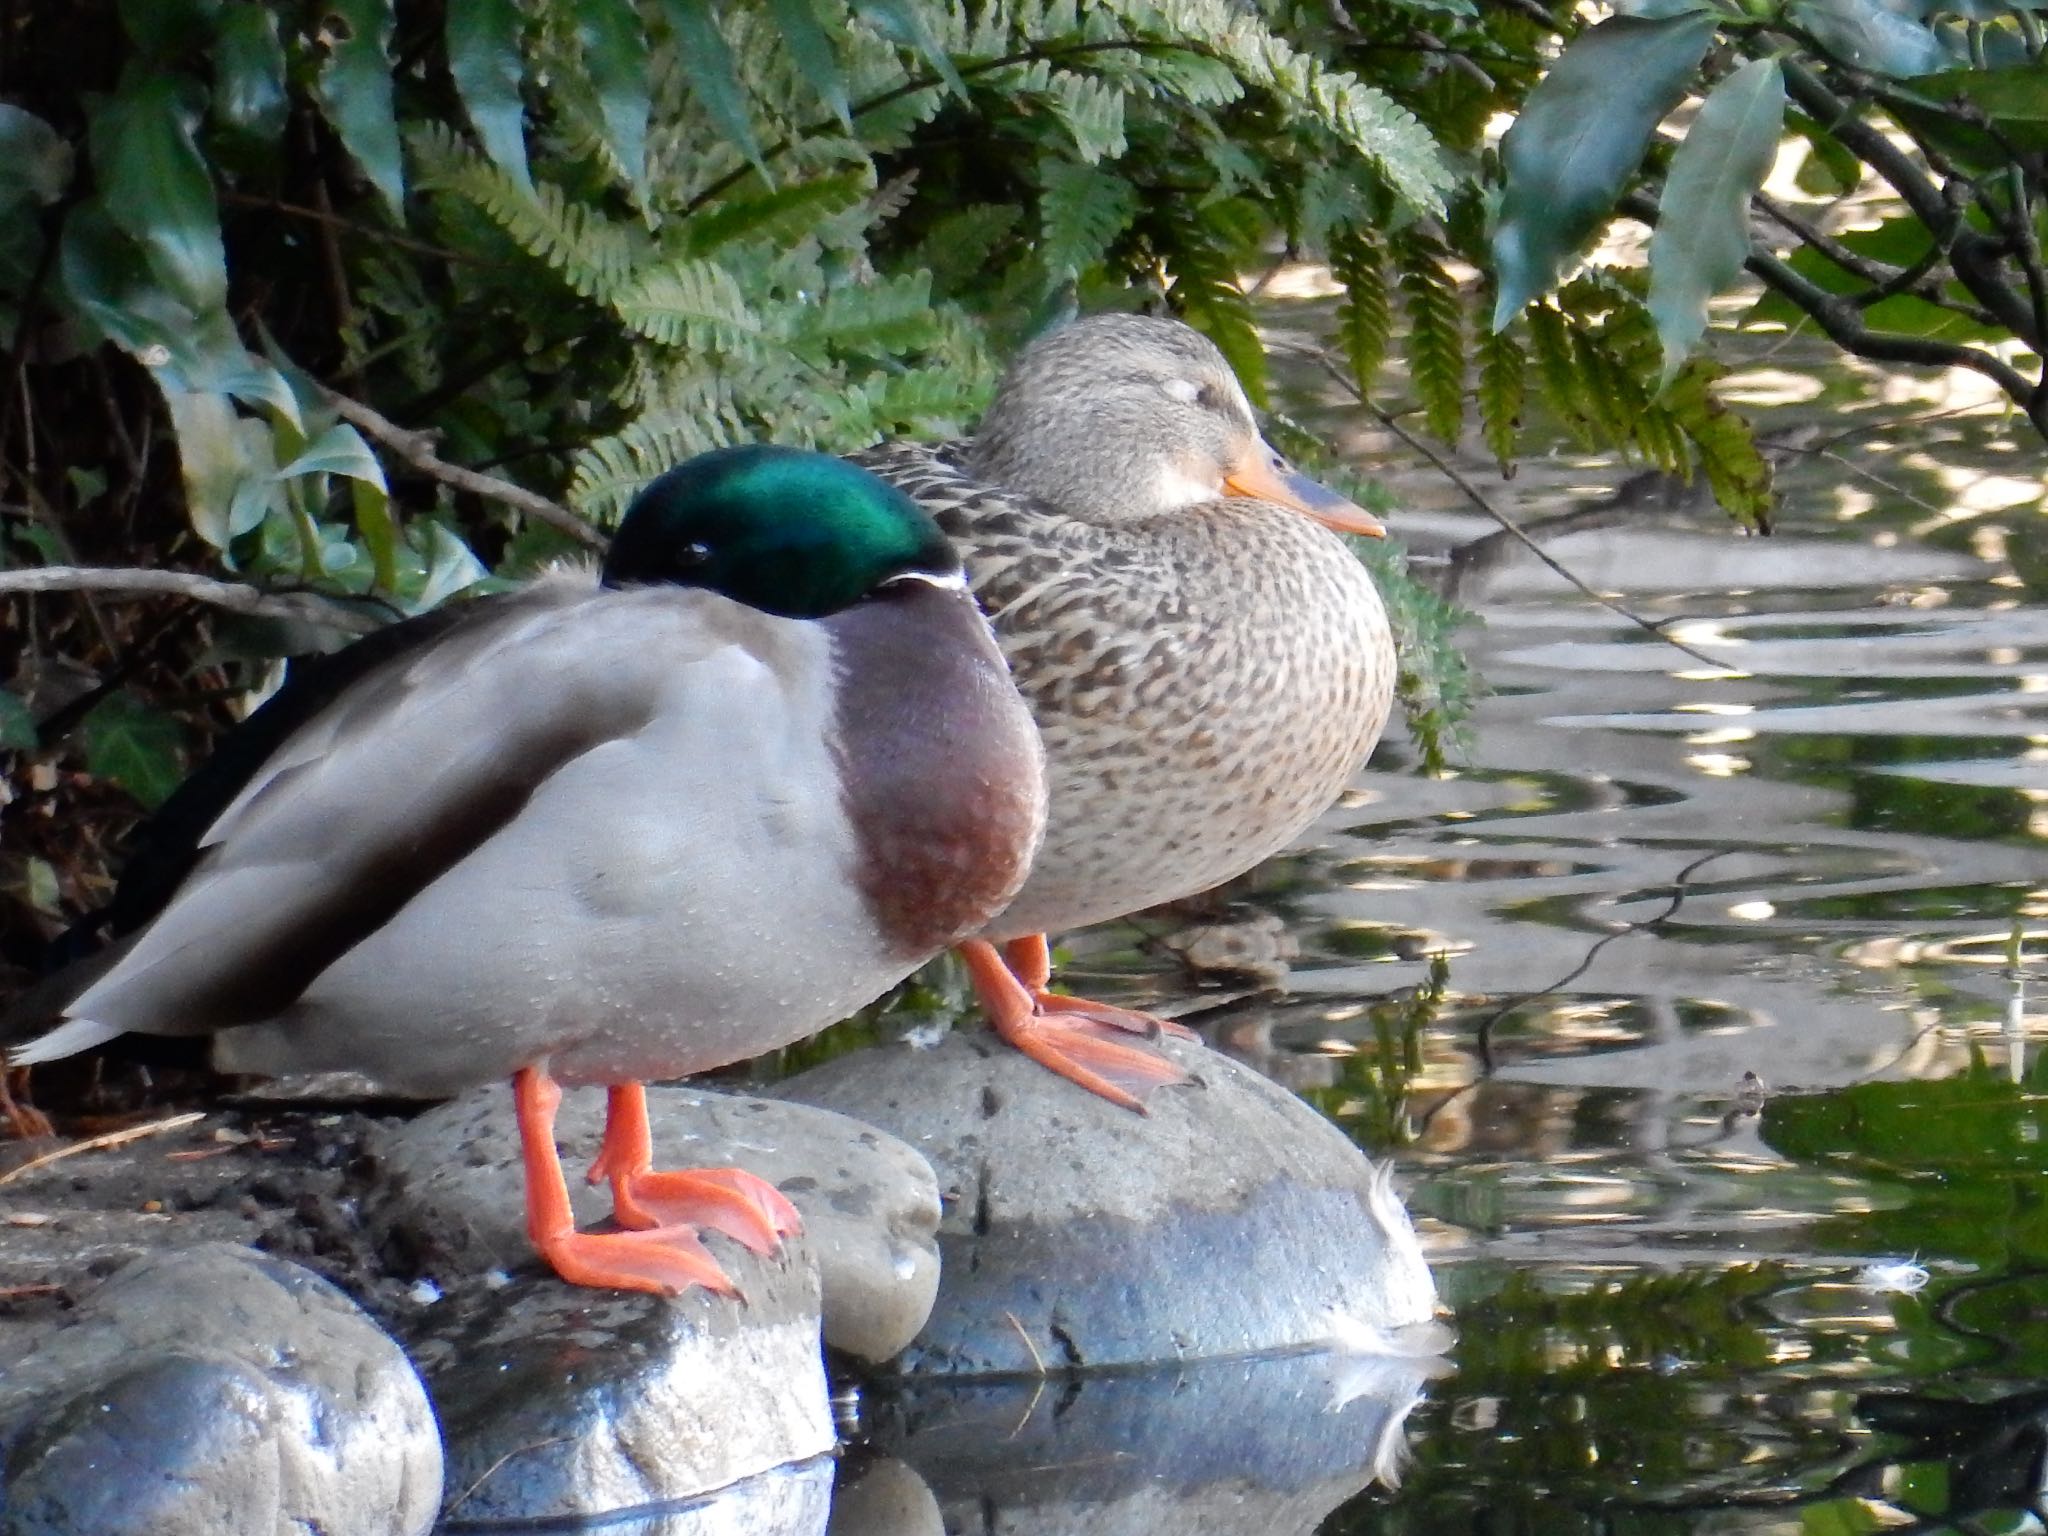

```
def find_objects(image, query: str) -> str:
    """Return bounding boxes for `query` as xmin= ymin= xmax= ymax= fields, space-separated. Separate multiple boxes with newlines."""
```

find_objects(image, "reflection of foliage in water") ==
xmin=1299 ymin=953 xmax=1449 ymax=1149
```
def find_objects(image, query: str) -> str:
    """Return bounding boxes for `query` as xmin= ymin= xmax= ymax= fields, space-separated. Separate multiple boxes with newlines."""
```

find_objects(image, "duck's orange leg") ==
xmin=960 ymin=937 xmax=1191 ymax=1113
xmin=513 ymin=1066 xmax=737 ymax=1297
xmin=0 ymin=1071 xmax=53 ymax=1141
xmin=585 ymin=1082 xmax=801 ymax=1256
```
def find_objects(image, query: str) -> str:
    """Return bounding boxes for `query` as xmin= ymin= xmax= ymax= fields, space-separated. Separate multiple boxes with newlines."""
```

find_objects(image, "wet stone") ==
xmin=0 ymin=1241 xmax=440 ymax=1536
xmin=367 ymin=1083 xmax=941 ymax=1363
xmin=776 ymin=1031 xmax=1443 ymax=1376
xmin=418 ymin=1247 xmax=833 ymax=1526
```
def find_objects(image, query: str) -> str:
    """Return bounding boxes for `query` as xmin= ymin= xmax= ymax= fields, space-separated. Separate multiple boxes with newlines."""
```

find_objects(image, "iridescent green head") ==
xmin=602 ymin=444 xmax=960 ymax=618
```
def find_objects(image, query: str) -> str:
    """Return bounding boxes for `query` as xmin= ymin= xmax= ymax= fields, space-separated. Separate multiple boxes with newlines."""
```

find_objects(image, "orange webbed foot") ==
xmin=585 ymin=1083 xmax=801 ymax=1255
xmin=534 ymin=1222 xmax=740 ymax=1297
xmin=960 ymin=937 xmax=1192 ymax=1113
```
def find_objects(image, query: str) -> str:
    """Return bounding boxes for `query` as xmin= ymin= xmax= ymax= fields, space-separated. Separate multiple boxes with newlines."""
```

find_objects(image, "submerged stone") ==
xmin=367 ymin=1082 xmax=942 ymax=1363
xmin=776 ymin=1032 xmax=1443 ymax=1375
xmin=0 ymin=1241 xmax=440 ymax=1536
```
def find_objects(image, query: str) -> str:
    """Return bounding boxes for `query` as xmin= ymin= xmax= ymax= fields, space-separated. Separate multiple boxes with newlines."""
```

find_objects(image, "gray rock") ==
xmin=443 ymin=1458 xmax=833 ymax=1536
xmin=368 ymin=1083 xmax=940 ymax=1362
xmin=419 ymin=1247 xmax=834 ymax=1525
xmin=0 ymin=1241 xmax=440 ymax=1536
xmin=841 ymin=1350 xmax=1443 ymax=1536
xmin=776 ymin=1032 xmax=1443 ymax=1375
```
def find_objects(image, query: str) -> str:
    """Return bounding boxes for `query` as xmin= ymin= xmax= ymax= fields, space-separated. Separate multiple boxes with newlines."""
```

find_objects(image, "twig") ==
xmin=0 ymin=1111 xmax=207 ymax=1188
xmin=0 ymin=567 xmax=381 ymax=635
xmin=321 ymin=390 xmax=604 ymax=550
xmin=1292 ymin=346 xmax=1736 ymax=670
xmin=1003 ymin=1308 xmax=1047 ymax=1373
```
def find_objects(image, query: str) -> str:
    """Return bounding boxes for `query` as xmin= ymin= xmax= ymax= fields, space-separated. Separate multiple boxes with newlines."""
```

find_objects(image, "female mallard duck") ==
xmin=9 ymin=445 xmax=1045 ymax=1296
xmin=855 ymin=314 xmax=1396 ymax=1112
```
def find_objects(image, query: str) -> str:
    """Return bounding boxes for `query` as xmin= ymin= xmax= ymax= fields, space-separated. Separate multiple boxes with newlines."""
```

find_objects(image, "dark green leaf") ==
xmin=0 ymin=689 xmax=35 ymax=751
xmin=1791 ymin=0 xmax=1953 ymax=76
xmin=1491 ymin=13 xmax=1718 ymax=328
xmin=1903 ymin=63 xmax=2048 ymax=150
xmin=213 ymin=2 xmax=288 ymax=142
xmin=84 ymin=691 xmax=188 ymax=810
xmin=89 ymin=77 xmax=228 ymax=313
xmin=1649 ymin=58 xmax=1784 ymax=381
xmin=117 ymin=0 xmax=221 ymax=56
xmin=315 ymin=0 xmax=406 ymax=213
xmin=658 ymin=0 xmax=763 ymax=178
xmin=766 ymin=0 xmax=851 ymax=128
xmin=1787 ymin=110 xmax=1864 ymax=194
xmin=447 ymin=0 xmax=532 ymax=190
xmin=576 ymin=0 xmax=651 ymax=197
xmin=0 ymin=105 xmax=73 ymax=210
xmin=855 ymin=0 xmax=968 ymax=98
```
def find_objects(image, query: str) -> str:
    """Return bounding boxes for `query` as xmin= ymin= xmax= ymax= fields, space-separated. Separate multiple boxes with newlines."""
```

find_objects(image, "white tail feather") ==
xmin=10 ymin=1016 xmax=123 ymax=1067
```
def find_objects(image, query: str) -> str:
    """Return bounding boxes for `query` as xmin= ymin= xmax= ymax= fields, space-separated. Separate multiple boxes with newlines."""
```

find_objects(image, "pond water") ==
xmin=840 ymin=322 xmax=2048 ymax=1536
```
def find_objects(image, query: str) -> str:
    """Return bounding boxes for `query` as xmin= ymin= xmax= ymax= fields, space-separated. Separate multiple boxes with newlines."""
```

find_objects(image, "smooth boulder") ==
xmin=367 ymin=1082 xmax=941 ymax=1362
xmin=0 ymin=1242 xmax=440 ymax=1536
xmin=415 ymin=1233 xmax=834 ymax=1524
xmin=776 ymin=1032 xmax=1442 ymax=1375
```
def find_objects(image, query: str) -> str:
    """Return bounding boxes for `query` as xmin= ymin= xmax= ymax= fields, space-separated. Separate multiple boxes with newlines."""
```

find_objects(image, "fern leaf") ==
xmin=1662 ymin=362 xmax=1775 ymax=530
xmin=795 ymin=271 xmax=941 ymax=356
xmin=1330 ymin=224 xmax=1391 ymax=397
xmin=611 ymin=258 xmax=759 ymax=349
xmin=1524 ymin=302 xmax=1596 ymax=449
xmin=1476 ymin=323 xmax=1525 ymax=472
xmin=1047 ymin=71 xmax=1128 ymax=162
xmin=1165 ymin=232 xmax=1266 ymax=405
xmin=1394 ymin=230 xmax=1464 ymax=443
xmin=1039 ymin=160 xmax=1139 ymax=281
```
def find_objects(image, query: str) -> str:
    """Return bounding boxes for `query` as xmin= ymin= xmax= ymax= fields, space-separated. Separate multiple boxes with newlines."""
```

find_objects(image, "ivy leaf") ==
xmin=89 ymin=77 xmax=228 ymax=314
xmin=1649 ymin=58 xmax=1784 ymax=382
xmin=84 ymin=691 xmax=188 ymax=810
xmin=413 ymin=522 xmax=488 ymax=612
xmin=576 ymin=0 xmax=651 ymax=199
xmin=447 ymin=0 xmax=532 ymax=191
xmin=0 ymin=105 xmax=72 ymax=212
xmin=765 ymin=0 xmax=851 ymax=129
xmin=164 ymin=387 xmax=264 ymax=548
xmin=279 ymin=423 xmax=396 ymax=589
xmin=1491 ymin=13 xmax=1718 ymax=328
xmin=657 ymin=0 xmax=763 ymax=178
xmin=0 ymin=689 xmax=35 ymax=751
xmin=213 ymin=2 xmax=288 ymax=144
xmin=1791 ymin=0 xmax=1952 ymax=76
xmin=316 ymin=0 xmax=406 ymax=214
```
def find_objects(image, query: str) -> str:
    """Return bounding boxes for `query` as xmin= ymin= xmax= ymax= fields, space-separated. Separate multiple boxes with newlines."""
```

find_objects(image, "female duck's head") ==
xmin=967 ymin=313 xmax=1383 ymax=537
xmin=603 ymin=444 xmax=962 ymax=618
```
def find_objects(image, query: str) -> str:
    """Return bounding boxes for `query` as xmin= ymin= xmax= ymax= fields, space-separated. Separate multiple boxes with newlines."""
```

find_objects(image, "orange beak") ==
xmin=1223 ymin=455 xmax=1386 ymax=538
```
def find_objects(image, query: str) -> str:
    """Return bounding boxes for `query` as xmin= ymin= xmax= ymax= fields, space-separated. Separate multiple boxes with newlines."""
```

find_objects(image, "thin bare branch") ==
xmin=0 ymin=567 xmax=381 ymax=634
xmin=1288 ymin=344 xmax=1737 ymax=671
xmin=321 ymin=390 xmax=605 ymax=550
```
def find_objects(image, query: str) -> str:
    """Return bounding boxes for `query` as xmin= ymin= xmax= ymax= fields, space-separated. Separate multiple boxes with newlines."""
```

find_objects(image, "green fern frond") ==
xmin=1662 ymin=362 xmax=1775 ymax=530
xmin=1039 ymin=160 xmax=1140 ymax=280
xmin=1394 ymin=230 xmax=1464 ymax=443
xmin=1524 ymin=303 xmax=1597 ymax=449
xmin=1162 ymin=228 xmax=1266 ymax=404
xmin=1476 ymin=323 xmax=1524 ymax=472
xmin=1047 ymin=70 xmax=1129 ymax=161
xmin=792 ymin=271 xmax=942 ymax=357
xmin=610 ymin=258 xmax=759 ymax=349
xmin=1331 ymin=224 xmax=1391 ymax=397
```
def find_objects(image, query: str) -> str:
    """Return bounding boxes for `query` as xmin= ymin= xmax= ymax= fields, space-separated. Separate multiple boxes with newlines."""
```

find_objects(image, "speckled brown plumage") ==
xmin=853 ymin=440 xmax=1393 ymax=942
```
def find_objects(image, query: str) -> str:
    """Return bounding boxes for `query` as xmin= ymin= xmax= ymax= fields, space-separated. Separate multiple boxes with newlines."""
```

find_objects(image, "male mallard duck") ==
xmin=855 ymin=314 xmax=1396 ymax=1111
xmin=9 ymin=445 xmax=1046 ymax=1296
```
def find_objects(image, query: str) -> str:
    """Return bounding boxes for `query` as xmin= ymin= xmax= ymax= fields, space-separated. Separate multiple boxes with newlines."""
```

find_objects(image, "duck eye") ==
xmin=679 ymin=541 xmax=713 ymax=567
xmin=1161 ymin=377 xmax=1202 ymax=405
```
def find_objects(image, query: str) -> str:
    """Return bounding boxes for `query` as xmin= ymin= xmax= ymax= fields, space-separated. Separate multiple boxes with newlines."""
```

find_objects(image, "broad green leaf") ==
xmin=766 ymin=0 xmax=851 ymax=128
xmin=164 ymin=387 xmax=262 ymax=547
xmin=0 ymin=106 xmax=73 ymax=210
xmin=447 ymin=0 xmax=532 ymax=190
xmin=1491 ymin=13 xmax=1718 ymax=329
xmin=89 ymin=77 xmax=228 ymax=313
xmin=1612 ymin=0 xmax=1716 ymax=14
xmin=578 ymin=0 xmax=652 ymax=197
xmin=658 ymin=0 xmax=763 ymax=178
xmin=316 ymin=0 xmax=406 ymax=213
xmin=1897 ymin=63 xmax=2048 ymax=155
xmin=278 ymin=423 xmax=395 ymax=587
xmin=414 ymin=522 xmax=488 ymax=611
xmin=213 ymin=2 xmax=288 ymax=142
xmin=855 ymin=0 xmax=969 ymax=98
xmin=0 ymin=689 xmax=35 ymax=750
xmin=217 ymin=359 xmax=303 ymax=433
xmin=117 ymin=0 xmax=221 ymax=56
xmin=83 ymin=691 xmax=188 ymax=810
xmin=1791 ymin=0 xmax=1952 ymax=76
xmin=1649 ymin=58 xmax=1785 ymax=382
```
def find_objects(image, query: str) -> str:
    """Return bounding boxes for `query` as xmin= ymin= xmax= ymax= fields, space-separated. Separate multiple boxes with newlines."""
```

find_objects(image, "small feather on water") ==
xmin=1855 ymin=1258 xmax=1930 ymax=1294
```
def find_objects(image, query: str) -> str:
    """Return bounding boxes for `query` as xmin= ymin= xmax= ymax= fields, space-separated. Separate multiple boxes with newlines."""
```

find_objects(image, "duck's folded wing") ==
xmin=52 ymin=581 xmax=750 ymax=1043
